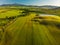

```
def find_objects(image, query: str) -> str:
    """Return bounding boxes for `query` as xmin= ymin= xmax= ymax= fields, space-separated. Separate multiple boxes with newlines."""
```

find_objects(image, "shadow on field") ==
xmin=32 ymin=19 xmax=60 ymax=29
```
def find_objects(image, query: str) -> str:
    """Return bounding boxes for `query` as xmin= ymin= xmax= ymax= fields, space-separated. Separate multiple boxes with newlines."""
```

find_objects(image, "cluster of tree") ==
xmin=6 ymin=16 xmax=16 ymax=20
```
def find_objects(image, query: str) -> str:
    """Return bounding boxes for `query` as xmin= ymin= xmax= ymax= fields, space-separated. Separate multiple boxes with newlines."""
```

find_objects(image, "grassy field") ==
xmin=0 ymin=8 xmax=24 ymax=18
xmin=0 ymin=8 xmax=60 ymax=45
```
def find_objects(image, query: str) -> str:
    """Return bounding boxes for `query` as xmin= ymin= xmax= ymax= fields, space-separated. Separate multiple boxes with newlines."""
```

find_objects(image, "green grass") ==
xmin=0 ymin=9 xmax=23 ymax=18
xmin=0 ymin=13 xmax=59 ymax=45
xmin=0 ymin=8 xmax=60 ymax=45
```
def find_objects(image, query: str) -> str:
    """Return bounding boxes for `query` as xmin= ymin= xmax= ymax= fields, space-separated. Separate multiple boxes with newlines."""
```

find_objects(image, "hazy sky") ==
xmin=0 ymin=0 xmax=60 ymax=6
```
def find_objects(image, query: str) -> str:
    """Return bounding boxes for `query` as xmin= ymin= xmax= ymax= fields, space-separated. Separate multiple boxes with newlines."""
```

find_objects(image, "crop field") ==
xmin=0 ymin=8 xmax=60 ymax=45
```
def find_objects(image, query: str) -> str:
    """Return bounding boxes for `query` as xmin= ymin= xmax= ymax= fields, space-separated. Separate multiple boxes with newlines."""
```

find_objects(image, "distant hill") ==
xmin=39 ymin=5 xmax=60 ymax=9
xmin=0 ymin=4 xmax=60 ymax=15
xmin=53 ymin=7 xmax=60 ymax=10
xmin=0 ymin=4 xmax=26 ymax=6
xmin=0 ymin=4 xmax=60 ymax=9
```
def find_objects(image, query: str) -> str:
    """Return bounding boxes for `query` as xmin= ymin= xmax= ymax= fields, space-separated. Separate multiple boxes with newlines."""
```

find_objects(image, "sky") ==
xmin=0 ymin=0 xmax=60 ymax=6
